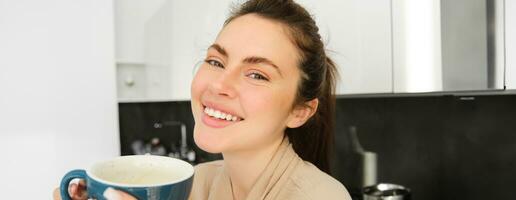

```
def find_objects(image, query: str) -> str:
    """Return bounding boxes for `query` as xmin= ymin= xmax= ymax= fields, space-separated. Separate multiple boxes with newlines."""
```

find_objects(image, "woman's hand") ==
xmin=53 ymin=179 xmax=136 ymax=200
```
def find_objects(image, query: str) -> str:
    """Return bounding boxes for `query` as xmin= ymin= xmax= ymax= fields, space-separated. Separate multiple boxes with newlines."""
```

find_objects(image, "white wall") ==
xmin=0 ymin=0 xmax=120 ymax=199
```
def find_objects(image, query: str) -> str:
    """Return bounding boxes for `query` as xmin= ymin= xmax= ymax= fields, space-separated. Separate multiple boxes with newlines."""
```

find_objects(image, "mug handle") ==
xmin=60 ymin=169 xmax=87 ymax=200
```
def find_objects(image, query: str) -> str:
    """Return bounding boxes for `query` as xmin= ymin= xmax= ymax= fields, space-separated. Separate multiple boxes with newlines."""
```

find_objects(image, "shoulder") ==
xmin=287 ymin=161 xmax=352 ymax=200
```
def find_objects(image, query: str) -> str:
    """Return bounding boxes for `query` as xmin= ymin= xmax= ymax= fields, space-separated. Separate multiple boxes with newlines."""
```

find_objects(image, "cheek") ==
xmin=241 ymin=88 xmax=292 ymax=120
xmin=191 ymin=69 xmax=212 ymax=119
xmin=191 ymin=69 xmax=211 ymax=99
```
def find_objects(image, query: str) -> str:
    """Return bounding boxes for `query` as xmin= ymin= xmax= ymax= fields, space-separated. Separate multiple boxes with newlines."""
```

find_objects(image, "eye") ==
xmin=205 ymin=59 xmax=224 ymax=68
xmin=247 ymin=72 xmax=269 ymax=81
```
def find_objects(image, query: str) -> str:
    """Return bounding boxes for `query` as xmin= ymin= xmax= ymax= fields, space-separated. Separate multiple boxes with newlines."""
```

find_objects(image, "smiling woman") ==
xmin=54 ymin=0 xmax=351 ymax=199
xmin=188 ymin=0 xmax=351 ymax=199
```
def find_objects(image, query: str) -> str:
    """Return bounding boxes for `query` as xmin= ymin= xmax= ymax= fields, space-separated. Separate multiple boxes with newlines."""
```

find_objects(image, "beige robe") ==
xmin=189 ymin=138 xmax=352 ymax=200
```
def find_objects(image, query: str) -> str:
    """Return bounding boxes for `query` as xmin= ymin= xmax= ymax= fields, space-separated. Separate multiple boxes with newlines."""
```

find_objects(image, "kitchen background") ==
xmin=119 ymin=93 xmax=516 ymax=200
xmin=1 ymin=0 xmax=515 ymax=199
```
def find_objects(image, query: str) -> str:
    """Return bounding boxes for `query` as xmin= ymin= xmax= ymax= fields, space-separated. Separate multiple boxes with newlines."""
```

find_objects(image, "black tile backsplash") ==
xmin=334 ymin=95 xmax=516 ymax=200
xmin=118 ymin=94 xmax=516 ymax=199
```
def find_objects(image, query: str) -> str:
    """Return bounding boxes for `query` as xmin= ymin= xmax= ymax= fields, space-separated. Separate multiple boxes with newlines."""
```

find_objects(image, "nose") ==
xmin=208 ymin=70 xmax=238 ymax=98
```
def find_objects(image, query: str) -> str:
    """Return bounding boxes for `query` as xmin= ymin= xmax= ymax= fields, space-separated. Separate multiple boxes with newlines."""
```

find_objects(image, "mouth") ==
xmin=202 ymin=105 xmax=244 ymax=122
xmin=201 ymin=102 xmax=244 ymax=128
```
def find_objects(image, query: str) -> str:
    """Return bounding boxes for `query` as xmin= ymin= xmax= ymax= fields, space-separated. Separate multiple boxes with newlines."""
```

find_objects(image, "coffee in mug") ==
xmin=59 ymin=155 xmax=194 ymax=200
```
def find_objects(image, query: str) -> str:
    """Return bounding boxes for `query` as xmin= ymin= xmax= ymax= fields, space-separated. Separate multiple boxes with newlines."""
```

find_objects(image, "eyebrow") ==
xmin=209 ymin=44 xmax=228 ymax=57
xmin=242 ymin=56 xmax=283 ymax=77
xmin=208 ymin=44 xmax=283 ymax=77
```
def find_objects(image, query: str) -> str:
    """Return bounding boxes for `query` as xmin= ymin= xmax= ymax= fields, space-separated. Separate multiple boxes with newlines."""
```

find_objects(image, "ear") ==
xmin=286 ymin=98 xmax=319 ymax=128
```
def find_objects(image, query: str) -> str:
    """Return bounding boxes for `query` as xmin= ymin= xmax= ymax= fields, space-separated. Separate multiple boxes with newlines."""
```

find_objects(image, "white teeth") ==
xmin=203 ymin=106 xmax=240 ymax=122
xmin=214 ymin=110 xmax=221 ymax=119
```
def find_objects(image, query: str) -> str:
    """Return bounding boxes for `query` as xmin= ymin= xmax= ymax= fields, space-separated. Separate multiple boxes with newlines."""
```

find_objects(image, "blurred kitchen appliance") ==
xmin=350 ymin=126 xmax=378 ymax=187
xmin=345 ymin=126 xmax=379 ymax=199
xmin=130 ymin=120 xmax=196 ymax=163
xmin=363 ymin=183 xmax=411 ymax=200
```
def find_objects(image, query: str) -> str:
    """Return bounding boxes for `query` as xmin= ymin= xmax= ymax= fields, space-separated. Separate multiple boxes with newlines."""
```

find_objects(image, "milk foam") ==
xmin=90 ymin=156 xmax=193 ymax=186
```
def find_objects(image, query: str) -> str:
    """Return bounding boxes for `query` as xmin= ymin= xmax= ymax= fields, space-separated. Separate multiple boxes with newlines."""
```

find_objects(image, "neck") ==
xmin=222 ymin=136 xmax=284 ymax=200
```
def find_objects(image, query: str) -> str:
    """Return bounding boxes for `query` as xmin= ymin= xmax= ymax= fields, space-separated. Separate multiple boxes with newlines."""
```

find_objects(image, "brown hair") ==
xmin=225 ymin=0 xmax=338 ymax=174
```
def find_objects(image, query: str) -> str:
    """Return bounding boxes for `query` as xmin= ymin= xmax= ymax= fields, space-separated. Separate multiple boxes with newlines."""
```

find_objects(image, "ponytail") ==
xmin=286 ymin=57 xmax=337 ymax=174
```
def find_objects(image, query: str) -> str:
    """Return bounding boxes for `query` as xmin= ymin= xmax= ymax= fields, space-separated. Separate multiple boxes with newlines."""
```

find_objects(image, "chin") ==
xmin=193 ymin=128 xmax=224 ymax=154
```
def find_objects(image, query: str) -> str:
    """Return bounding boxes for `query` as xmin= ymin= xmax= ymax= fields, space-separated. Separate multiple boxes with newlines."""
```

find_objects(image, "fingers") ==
xmin=67 ymin=182 xmax=88 ymax=200
xmin=53 ymin=187 xmax=61 ymax=200
xmin=76 ymin=181 xmax=88 ymax=199
xmin=77 ymin=179 xmax=86 ymax=187
xmin=103 ymin=188 xmax=137 ymax=200
xmin=68 ymin=183 xmax=77 ymax=197
xmin=53 ymin=185 xmax=87 ymax=200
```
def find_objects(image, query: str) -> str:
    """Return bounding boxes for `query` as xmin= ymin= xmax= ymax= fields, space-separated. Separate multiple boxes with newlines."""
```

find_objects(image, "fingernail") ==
xmin=103 ymin=187 xmax=121 ymax=200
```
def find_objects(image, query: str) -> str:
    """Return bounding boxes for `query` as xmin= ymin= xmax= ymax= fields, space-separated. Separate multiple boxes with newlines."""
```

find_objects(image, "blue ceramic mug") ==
xmin=60 ymin=155 xmax=194 ymax=200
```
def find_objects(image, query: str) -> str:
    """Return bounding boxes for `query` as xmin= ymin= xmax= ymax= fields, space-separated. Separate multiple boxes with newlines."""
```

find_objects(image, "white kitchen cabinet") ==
xmin=507 ymin=0 xmax=516 ymax=90
xmin=115 ymin=0 xmax=170 ymax=100
xmin=297 ymin=0 xmax=393 ymax=95
xmin=300 ymin=0 xmax=509 ymax=95
xmin=121 ymin=0 xmax=515 ymax=100
xmin=116 ymin=62 xmax=147 ymax=99
xmin=114 ymin=0 xmax=166 ymax=64
xmin=392 ymin=0 xmax=506 ymax=93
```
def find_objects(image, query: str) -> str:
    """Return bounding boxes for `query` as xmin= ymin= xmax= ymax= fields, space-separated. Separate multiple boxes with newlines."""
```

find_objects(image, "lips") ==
xmin=201 ymin=101 xmax=244 ymax=121
xmin=200 ymin=101 xmax=244 ymax=128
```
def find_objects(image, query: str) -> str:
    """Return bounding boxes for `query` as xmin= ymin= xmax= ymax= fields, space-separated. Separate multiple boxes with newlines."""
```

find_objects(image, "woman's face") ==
xmin=191 ymin=14 xmax=303 ymax=154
